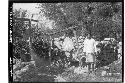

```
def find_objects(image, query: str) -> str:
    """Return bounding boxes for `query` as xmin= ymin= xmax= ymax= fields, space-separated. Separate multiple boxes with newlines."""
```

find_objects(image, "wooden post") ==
xmin=73 ymin=28 xmax=83 ymax=67
xmin=73 ymin=29 xmax=79 ymax=59
xmin=49 ymin=35 xmax=52 ymax=62
xmin=28 ymin=14 xmax=34 ymax=61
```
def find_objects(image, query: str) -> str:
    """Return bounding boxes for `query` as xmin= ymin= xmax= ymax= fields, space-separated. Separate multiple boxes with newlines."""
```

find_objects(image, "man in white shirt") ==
xmin=53 ymin=34 xmax=74 ymax=67
xmin=83 ymin=34 xmax=96 ymax=73
xmin=61 ymin=32 xmax=74 ymax=58
xmin=54 ymin=33 xmax=74 ymax=57
xmin=62 ymin=36 xmax=74 ymax=52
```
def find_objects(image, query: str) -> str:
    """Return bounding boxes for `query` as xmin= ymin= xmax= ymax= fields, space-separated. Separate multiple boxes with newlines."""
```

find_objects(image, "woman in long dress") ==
xmin=83 ymin=34 xmax=96 ymax=73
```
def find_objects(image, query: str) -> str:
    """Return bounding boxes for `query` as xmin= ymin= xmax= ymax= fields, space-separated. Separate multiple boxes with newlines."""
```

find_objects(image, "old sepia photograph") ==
xmin=9 ymin=2 xmax=123 ymax=82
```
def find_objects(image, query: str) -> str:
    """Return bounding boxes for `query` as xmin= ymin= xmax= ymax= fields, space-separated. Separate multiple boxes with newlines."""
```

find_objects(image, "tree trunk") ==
xmin=49 ymin=36 xmax=52 ymax=62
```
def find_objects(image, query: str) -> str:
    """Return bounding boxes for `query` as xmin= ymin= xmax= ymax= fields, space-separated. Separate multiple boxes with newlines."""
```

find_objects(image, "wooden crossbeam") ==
xmin=14 ymin=17 xmax=79 ymax=36
xmin=14 ymin=17 xmax=39 ymax=22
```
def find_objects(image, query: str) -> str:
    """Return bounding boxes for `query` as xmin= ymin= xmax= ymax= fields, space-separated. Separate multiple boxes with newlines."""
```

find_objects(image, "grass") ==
xmin=13 ymin=57 xmax=122 ymax=82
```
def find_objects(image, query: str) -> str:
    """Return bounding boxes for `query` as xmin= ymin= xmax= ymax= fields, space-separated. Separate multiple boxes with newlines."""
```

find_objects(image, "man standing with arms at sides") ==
xmin=62 ymin=30 xmax=74 ymax=57
xmin=83 ymin=33 xmax=96 ymax=74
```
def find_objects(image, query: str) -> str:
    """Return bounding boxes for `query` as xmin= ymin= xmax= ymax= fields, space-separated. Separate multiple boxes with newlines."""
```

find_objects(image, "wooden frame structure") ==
xmin=14 ymin=14 xmax=83 ymax=63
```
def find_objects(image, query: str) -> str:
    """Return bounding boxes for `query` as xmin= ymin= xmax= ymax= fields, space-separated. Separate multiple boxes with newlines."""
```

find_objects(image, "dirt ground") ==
xmin=55 ymin=59 xmax=122 ymax=82
xmin=13 ymin=58 xmax=122 ymax=82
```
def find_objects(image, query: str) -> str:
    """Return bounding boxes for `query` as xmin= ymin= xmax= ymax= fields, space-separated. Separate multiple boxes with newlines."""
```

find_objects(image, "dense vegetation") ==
xmin=12 ymin=2 xmax=122 ymax=82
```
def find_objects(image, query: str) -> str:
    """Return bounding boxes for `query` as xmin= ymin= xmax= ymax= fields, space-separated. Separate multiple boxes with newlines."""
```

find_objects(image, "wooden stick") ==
xmin=28 ymin=14 xmax=35 ymax=61
xmin=49 ymin=36 xmax=52 ymax=62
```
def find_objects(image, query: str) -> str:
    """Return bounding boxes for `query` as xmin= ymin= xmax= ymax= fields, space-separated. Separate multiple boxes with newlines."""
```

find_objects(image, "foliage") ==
xmin=12 ymin=3 xmax=122 ymax=82
xmin=37 ymin=2 xmax=122 ymax=40
xmin=96 ymin=43 xmax=118 ymax=68
xmin=13 ymin=9 xmax=32 ymax=62
xmin=31 ymin=39 xmax=50 ymax=59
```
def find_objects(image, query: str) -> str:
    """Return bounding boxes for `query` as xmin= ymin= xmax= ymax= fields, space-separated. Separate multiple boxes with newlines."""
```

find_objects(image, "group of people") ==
xmin=53 ymin=29 xmax=122 ymax=74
